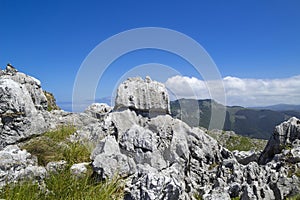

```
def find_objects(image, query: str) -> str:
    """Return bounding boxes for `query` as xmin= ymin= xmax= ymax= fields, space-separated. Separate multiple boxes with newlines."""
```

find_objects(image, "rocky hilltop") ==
xmin=1 ymin=65 xmax=300 ymax=199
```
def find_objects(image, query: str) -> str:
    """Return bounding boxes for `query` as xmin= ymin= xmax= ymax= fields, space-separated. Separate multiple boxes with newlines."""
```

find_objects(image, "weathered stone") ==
xmin=1 ymin=64 xmax=48 ymax=110
xmin=114 ymin=77 xmax=170 ymax=117
xmin=70 ymin=162 xmax=90 ymax=176
xmin=84 ymin=103 xmax=112 ymax=119
xmin=1 ymin=69 xmax=300 ymax=200
xmin=259 ymin=117 xmax=300 ymax=164
xmin=203 ymin=189 xmax=231 ymax=200
xmin=0 ymin=145 xmax=46 ymax=187
xmin=92 ymin=136 xmax=136 ymax=179
xmin=0 ymin=78 xmax=48 ymax=149
xmin=46 ymin=160 xmax=67 ymax=173
xmin=233 ymin=150 xmax=261 ymax=165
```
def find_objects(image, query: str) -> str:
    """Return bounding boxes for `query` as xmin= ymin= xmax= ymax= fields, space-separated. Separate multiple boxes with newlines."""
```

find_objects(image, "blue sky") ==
xmin=1 ymin=1 xmax=300 ymax=110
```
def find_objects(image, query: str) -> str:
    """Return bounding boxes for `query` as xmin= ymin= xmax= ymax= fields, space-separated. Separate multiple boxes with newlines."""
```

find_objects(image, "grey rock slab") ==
xmin=84 ymin=103 xmax=112 ymax=119
xmin=70 ymin=162 xmax=90 ymax=176
xmin=114 ymin=77 xmax=170 ymax=117
xmin=259 ymin=117 xmax=300 ymax=164
xmin=0 ymin=145 xmax=46 ymax=187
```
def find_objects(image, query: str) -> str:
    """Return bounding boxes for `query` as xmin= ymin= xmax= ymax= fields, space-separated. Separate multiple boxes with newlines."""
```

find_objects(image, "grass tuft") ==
xmin=44 ymin=125 xmax=76 ymax=142
xmin=3 ymin=126 xmax=124 ymax=199
xmin=287 ymin=194 xmax=300 ymax=200
xmin=20 ymin=125 xmax=88 ymax=166
xmin=0 ymin=167 xmax=124 ymax=200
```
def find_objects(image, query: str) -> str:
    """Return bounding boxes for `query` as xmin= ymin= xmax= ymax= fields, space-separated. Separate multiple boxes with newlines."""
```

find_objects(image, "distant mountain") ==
xmin=170 ymin=99 xmax=300 ymax=140
xmin=250 ymin=104 xmax=300 ymax=111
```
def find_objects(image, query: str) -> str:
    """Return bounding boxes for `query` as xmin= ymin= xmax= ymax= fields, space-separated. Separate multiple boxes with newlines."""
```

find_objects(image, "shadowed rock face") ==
xmin=259 ymin=117 xmax=300 ymax=164
xmin=114 ymin=77 xmax=170 ymax=117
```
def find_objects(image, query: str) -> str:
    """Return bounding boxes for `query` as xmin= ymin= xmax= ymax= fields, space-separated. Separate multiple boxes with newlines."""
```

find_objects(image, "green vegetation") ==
xmin=1 ymin=125 xmax=124 ymax=199
xmin=44 ymin=90 xmax=60 ymax=111
xmin=194 ymin=193 xmax=203 ymax=200
xmin=286 ymin=194 xmax=300 ymax=200
xmin=226 ymin=135 xmax=255 ymax=151
xmin=20 ymin=125 xmax=88 ymax=166
xmin=44 ymin=125 xmax=76 ymax=142
xmin=287 ymin=167 xmax=300 ymax=178
xmin=0 ymin=167 xmax=124 ymax=200
xmin=231 ymin=197 xmax=241 ymax=200
xmin=207 ymin=130 xmax=267 ymax=152
xmin=208 ymin=162 xmax=219 ymax=170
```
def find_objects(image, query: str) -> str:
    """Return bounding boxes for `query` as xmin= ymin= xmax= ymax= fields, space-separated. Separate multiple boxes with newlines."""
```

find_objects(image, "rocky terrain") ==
xmin=1 ymin=64 xmax=300 ymax=199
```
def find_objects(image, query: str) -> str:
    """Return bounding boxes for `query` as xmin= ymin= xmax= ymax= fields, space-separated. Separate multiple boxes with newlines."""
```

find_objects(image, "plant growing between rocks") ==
xmin=0 ymin=167 xmax=124 ymax=200
xmin=1 ymin=125 xmax=124 ymax=199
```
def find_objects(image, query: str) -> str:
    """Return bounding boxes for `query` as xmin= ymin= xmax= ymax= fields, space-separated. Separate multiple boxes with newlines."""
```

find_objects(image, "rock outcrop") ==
xmin=259 ymin=117 xmax=300 ymax=164
xmin=0 ymin=65 xmax=49 ymax=149
xmin=1 ymin=67 xmax=300 ymax=200
xmin=91 ymin=109 xmax=228 ymax=199
xmin=0 ymin=145 xmax=46 ymax=187
xmin=84 ymin=103 xmax=112 ymax=119
xmin=114 ymin=77 xmax=170 ymax=117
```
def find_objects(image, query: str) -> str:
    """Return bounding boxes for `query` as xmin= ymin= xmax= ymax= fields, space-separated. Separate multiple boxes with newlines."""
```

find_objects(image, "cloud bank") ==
xmin=165 ymin=75 xmax=300 ymax=107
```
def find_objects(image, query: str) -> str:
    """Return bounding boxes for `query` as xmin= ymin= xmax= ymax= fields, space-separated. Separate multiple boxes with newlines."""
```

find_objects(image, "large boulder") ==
xmin=259 ymin=117 xmax=300 ymax=164
xmin=114 ymin=77 xmax=170 ymax=117
xmin=0 ymin=65 xmax=51 ymax=149
xmin=1 ymin=64 xmax=48 ymax=110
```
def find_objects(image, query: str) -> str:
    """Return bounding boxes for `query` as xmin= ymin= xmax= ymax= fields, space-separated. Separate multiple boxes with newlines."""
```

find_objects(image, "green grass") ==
xmin=287 ymin=167 xmax=300 ymax=178
xmin=194 ymin=193 xmax=203 ymax=200
xmin=0 ymin=167 xmax=124 ymax=200
xmin=226 ymin=136 xmax=254 ymax=151
xmin=0 ymin=180 xmax=42 ymax=200
xmin=62 ymin=142 xmax=91 ymax=165
xmin=2 ymin=125 xmax=124 ymax=199
xmin=20 ymin=125 xmax=90 ymax=166
xmin=208 ymin=162 xmax=219 ymax=170
xmin=44 ymin=125 xmax=76 ymax=142
xmin=207 ymin=130 xmax=267 ymax=152
xmin=286 ymin=194 xmax=300 ymax=200
xmin=21 ymin=137 xmax=65 ymax=166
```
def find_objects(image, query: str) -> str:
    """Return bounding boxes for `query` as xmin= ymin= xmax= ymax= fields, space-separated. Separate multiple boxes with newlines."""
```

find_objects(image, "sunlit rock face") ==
xmin=114 ymin=76 xmax=170 ymax=117
xmin=0 ymin=65 xmax=48 ymax=149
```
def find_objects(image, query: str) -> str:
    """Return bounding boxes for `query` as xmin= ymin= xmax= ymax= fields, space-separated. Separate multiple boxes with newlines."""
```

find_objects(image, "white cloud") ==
xmin=165 ymin=75 xmax=300 ymax=107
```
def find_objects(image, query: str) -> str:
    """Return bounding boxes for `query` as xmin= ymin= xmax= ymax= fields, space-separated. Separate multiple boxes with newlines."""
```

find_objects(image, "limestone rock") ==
xmin=92 ymin=135 xmax=136 ymax=179
xmin=1 ymin=64 xmax=48 ymax=110
xmin=0 ymin=78 xmax=48 ymax=149
xmin=46 ymin=160 xmax=67 ymax=173
xmin=84 ymin=103 xmax=112 ymax=119
xmin=114 ymin=77 xmax=170 ymax=117
xmin=1 ymin=69 xmax=300 ymax=200
xmin=259 ymin=117 xmax=300 ymax=164
xmin=91 ymin=109 xmax=228 ymax=199
xmin=233 ymin=150 xmax=261 ymax=165
xmin=0 ymin=145 xmax=46 ymax=187
xmin=70 ymin=162 xmax=90 ymax=176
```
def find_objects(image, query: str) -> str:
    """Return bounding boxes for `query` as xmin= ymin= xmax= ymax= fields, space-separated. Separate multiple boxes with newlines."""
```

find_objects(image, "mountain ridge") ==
xmin=170 ymin=98 xmax=300 ymax=139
